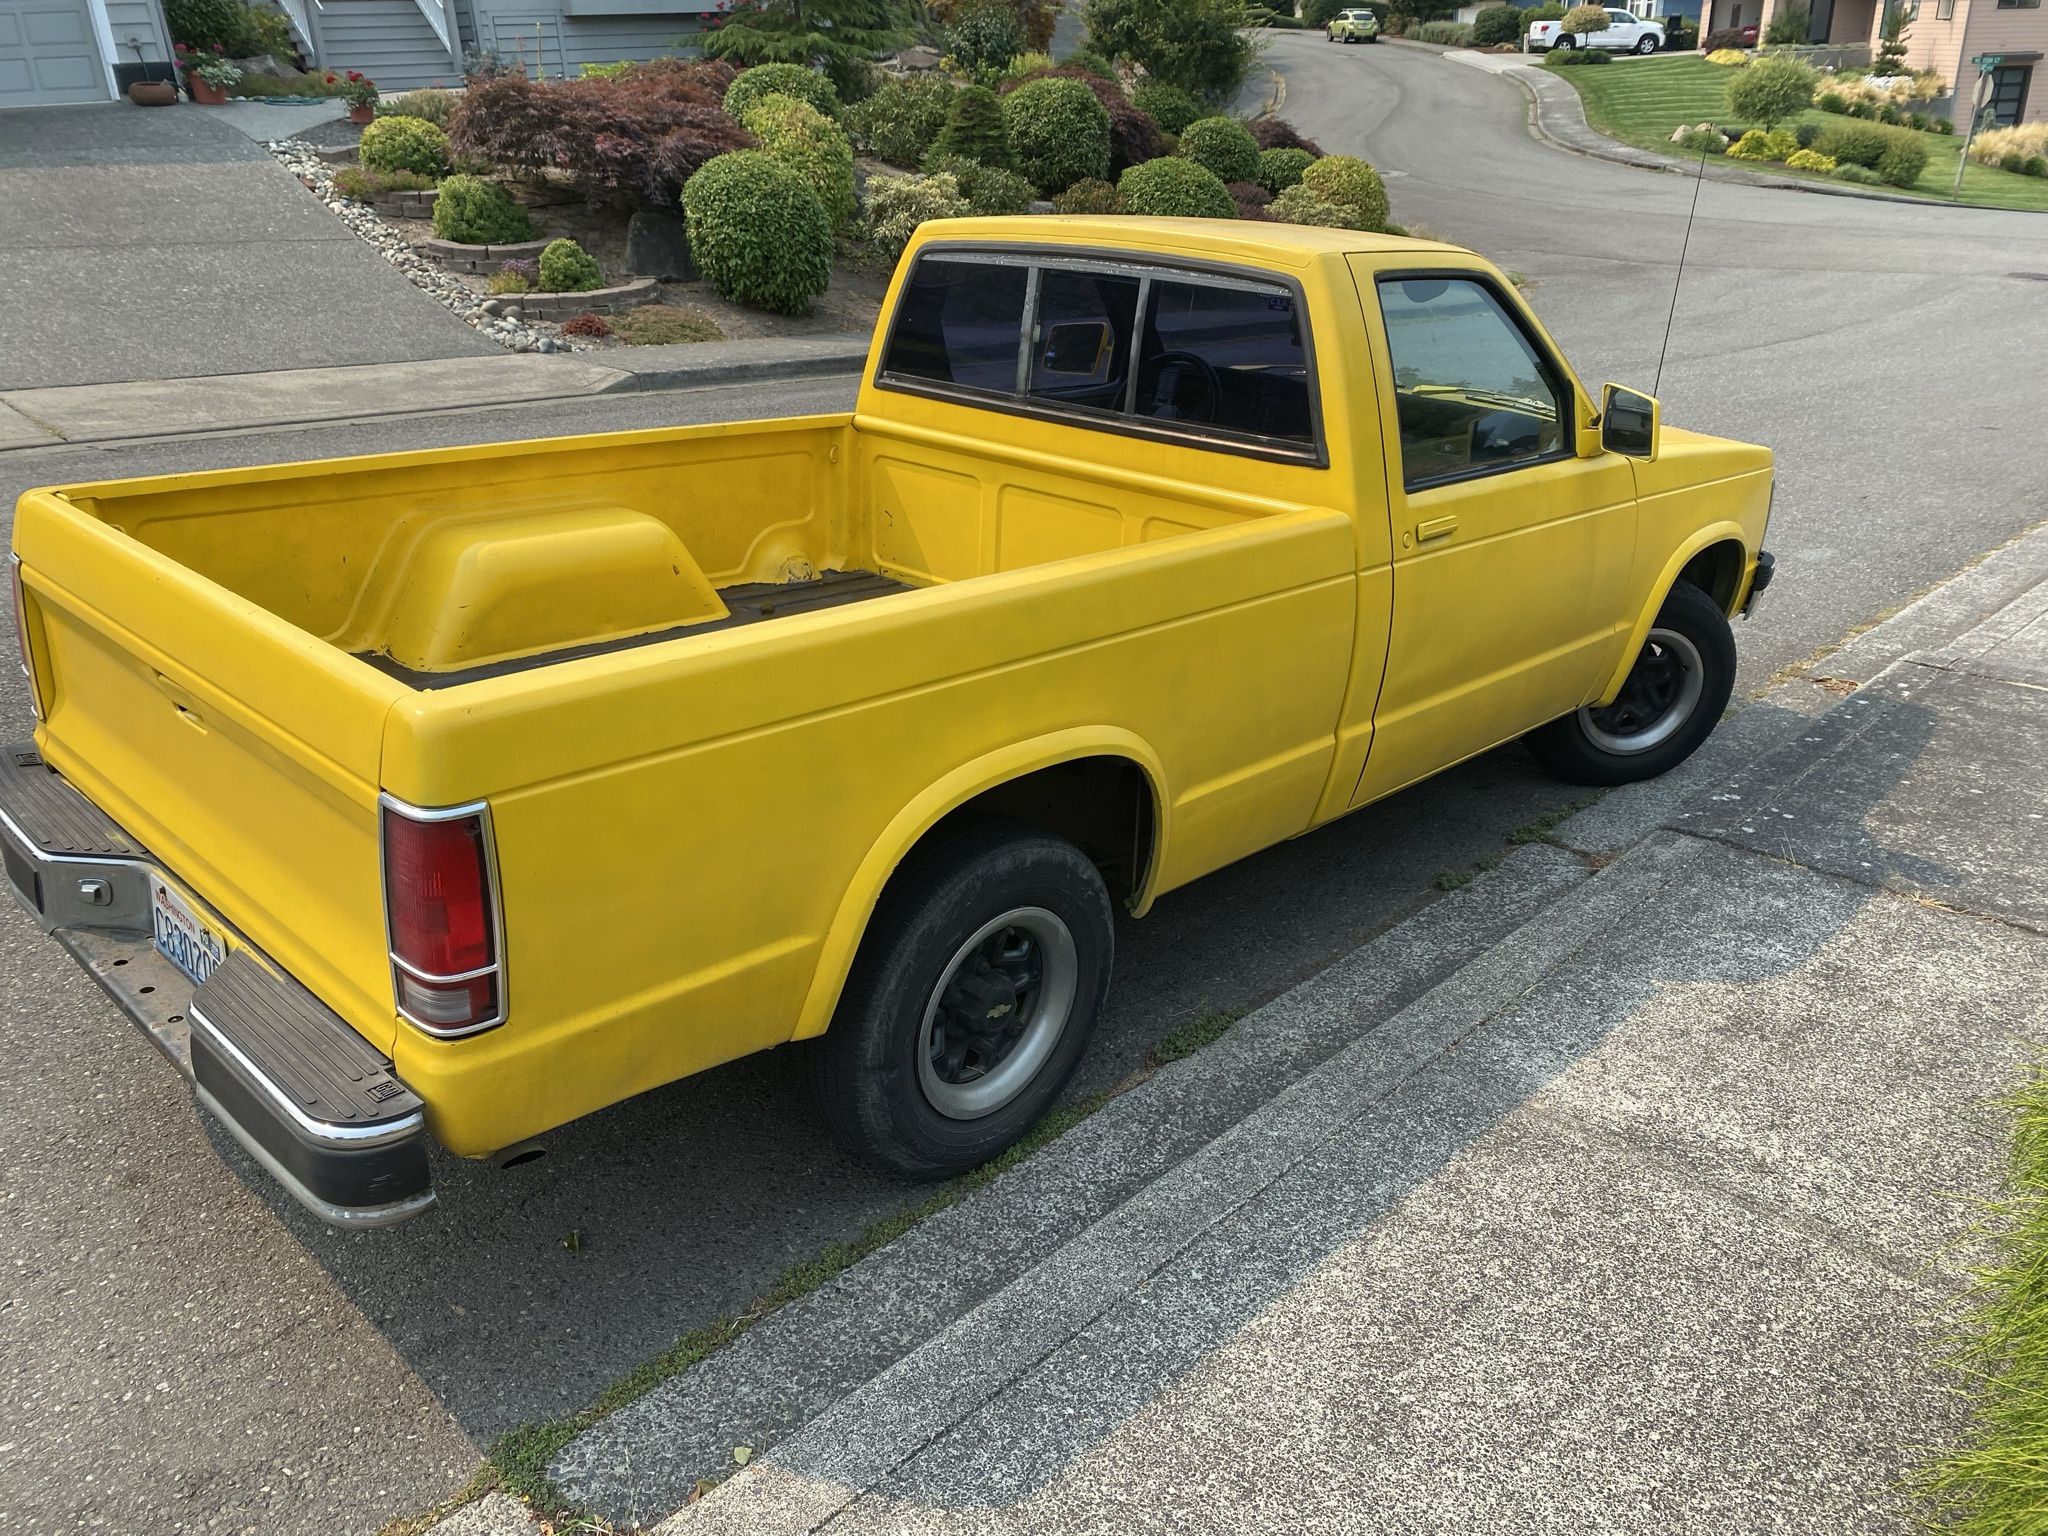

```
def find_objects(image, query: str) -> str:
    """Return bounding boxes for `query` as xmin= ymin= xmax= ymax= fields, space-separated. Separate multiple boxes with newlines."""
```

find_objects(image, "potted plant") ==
xmin=178 ymin=42 xmax=242 ymax=104
xmin=338 ymin=70 xmax=379 ymax=123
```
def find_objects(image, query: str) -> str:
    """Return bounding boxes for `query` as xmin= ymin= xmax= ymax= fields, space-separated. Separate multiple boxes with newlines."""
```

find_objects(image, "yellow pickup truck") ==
xmin=5 ymin=219 xmax=1772 ymax=1225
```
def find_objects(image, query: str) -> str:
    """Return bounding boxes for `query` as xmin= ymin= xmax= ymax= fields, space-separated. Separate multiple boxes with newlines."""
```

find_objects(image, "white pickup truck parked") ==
xmin=1527 ymin=7 xmax=1665 ymax=51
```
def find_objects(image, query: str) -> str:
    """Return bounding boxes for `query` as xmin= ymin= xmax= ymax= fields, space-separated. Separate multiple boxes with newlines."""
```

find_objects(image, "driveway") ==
xmin=0 ymin=105 xmax=493 ymax=391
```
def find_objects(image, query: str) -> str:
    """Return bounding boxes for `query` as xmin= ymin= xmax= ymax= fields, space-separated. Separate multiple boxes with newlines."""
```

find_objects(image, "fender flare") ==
xmin=789 ymin=727 xmax=1172 ymax=1041
xmin=1595 ymin=522 xmax=1752 ymax=705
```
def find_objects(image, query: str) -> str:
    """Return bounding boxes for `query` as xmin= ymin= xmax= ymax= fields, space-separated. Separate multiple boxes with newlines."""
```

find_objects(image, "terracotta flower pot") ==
xmin=348 ymin=102 xmax=375 ymax=124
xmin=187 ymin=74 xmax=228 ymax=105
xmin=128 ymin=80 xmax=177 ymax=106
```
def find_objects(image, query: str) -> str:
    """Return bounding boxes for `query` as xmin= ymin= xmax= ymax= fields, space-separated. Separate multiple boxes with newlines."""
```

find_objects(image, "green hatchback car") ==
xmin=1327 ymin=6 xmax=1380 ymax=40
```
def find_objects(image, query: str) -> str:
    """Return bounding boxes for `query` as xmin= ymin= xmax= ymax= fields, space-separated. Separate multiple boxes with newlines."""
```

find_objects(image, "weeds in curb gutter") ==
xmin=1909 ymin=1060 xmax=2048 ymax=1533
xmin=396 ymin=1009 xmax=1249 ymax=1532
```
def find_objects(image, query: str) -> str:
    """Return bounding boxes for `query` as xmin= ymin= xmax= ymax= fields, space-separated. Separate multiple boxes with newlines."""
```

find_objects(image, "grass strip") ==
xmin=1911 ymin=1063 xmax=2048 ymax=1532
xmin=1545 ymin=55 xmax=2048 ymax=211
xmin=389 ymin=1010 xmax=1249 ymax=1533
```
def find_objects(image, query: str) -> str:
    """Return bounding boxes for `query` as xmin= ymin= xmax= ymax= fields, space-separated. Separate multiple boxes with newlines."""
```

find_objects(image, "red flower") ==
xmin=347 ymin=70 xmax=363 ymax=80
xmin=324 ymin=72 xmax=337 ymax=82
xmin=211 ymin=41 xmax=223 ymax=50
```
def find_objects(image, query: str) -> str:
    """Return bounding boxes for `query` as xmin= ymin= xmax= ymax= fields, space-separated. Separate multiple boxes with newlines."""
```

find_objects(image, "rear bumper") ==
xmin=0 ymin=744 xmax=435 ymax=1227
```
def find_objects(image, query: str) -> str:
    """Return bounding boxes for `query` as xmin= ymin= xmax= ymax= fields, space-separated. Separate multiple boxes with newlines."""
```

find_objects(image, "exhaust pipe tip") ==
xmin=493 ymin=1139 xmax=548 ymax=1170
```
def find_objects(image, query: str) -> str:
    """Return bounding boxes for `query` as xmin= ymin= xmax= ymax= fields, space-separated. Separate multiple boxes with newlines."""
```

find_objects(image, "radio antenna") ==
xmin=1653 ymin=148 xmax=1709 ymax=399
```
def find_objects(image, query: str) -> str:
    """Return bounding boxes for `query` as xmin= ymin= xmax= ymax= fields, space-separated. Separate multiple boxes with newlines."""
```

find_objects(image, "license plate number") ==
xmin=150 ymin=876 xmax=225 ymax=988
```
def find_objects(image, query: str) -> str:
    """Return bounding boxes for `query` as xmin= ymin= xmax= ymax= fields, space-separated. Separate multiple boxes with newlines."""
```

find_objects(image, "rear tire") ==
xmin=809 ymin=820 xmax=1114 ymax=1181
xmin=1553 ymin=33 xmax=1576 ymax=48
xmin=1525 ymin=581 xmax=1735 ymax=786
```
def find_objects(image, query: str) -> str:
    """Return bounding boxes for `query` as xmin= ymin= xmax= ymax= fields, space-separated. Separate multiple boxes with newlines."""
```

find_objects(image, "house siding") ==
xmin=315 ymin=0 xmax=459 ymax=89
xmin=1903 ymin=0 xmax=1974 ymax=93
xmin=101 ymin=0 xmax=172 ymax=71
xmin=464 ymin=0 xmax=713 ymax=75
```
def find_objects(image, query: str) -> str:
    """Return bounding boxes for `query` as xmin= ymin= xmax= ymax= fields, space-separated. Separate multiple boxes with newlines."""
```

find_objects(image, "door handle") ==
xmin=1417 ymin=515 xmax=1459 ymax=543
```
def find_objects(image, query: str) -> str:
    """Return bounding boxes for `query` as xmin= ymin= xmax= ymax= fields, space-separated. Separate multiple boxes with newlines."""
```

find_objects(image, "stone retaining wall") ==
xmin=416 ymin=235 xmax=556 ymax=273
xmin=495 ymin=277 xmax=660 ymax=319
xmin=369 ymin=187 xmax=439 ymax=219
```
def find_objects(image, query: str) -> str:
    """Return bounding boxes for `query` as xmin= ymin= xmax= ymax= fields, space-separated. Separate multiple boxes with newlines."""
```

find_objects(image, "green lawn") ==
xmin=1547 ymin=54 xmax=2048 ymax=212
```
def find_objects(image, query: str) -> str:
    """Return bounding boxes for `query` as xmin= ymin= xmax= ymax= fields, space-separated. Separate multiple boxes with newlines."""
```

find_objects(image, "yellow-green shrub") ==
xmin=1705 ymin=47 xmax=1748 ymax=65
xmin=740 ymin=93 xmax=858 ymax=229
xmin=1784 ymin=147 xmax=1836 ymax=171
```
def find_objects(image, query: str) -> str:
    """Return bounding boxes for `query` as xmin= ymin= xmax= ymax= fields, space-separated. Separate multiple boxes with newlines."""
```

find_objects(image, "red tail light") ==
xmin=381 ymin=796 xmax=505 ymax=1036
xmin=11 ymin=554 xmax=43 ymax=721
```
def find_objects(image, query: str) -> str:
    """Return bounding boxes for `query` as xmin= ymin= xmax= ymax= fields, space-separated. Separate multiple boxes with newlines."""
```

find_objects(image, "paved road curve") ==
xmin=3 ymin=48 xmax=2045 ymax=1534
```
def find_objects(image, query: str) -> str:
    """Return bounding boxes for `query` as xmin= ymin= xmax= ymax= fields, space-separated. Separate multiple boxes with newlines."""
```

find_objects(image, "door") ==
xmin=0 ymin=0 xmax=107 ymax=106
xmin=1348 ymin=264 xmax=1635 ymax=808
xmin=1600 ymin=8 xmax=1637 ymax=44
xmin=1990 ymin=64 xmax=2032 ymax=129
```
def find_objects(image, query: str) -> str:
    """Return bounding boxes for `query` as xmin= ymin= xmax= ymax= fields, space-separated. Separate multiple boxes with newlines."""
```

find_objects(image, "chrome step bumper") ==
xmin=0 ymin=745 xmax=434 ymax=1227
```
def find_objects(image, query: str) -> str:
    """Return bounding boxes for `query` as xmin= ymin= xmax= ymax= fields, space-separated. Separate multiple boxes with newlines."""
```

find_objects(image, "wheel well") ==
xmin=1677 ymin=539 xmax=1746 ymax=615
xmin=924 ymin=756 xmax=1157 ymax=906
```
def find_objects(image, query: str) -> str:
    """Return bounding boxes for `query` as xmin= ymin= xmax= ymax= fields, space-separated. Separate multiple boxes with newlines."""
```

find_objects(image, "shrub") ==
xmin=1133 ymin=80 xmax=1203 ymax=134
xmin=1176 ymin=115 xmax=1261 ymax=182
xmin=613 ymin=303 xmax=725 ymax=343
xmin=723 ymin=62 xmax=839 ymax=122
xmin=1414 ymin=20 xmax=1474 ymax=42
xmin=1002 ymin=76 xmax=1111 ymax=191
xmin=1702 ymin=28 xmax=1748 ymax=48
xmin=1002 ymin=66 xmax=1166 ymax=172
xmin=380 ymin=88 xmax=457 ymax=127
xmin=538 ymin=237 xmax=602 ymax=292
xmin=1082 ymin=0 xmax=1260 ymax=102
xmin=1300 ymin=154 xmax=1387 ymax=230
xmin=682 ymin=150 xmax=833 ymax=313
xmin=923 ymin=153 xmax=1038 ymax=213
xmin=579 ymin=60 xmax=634 ymax=79
xmin=164 ymin=0 xmax=262 ymax=54
xmin=843 ymin=75 xmax=956 ymax=166
xmin=487 ymin=261 xmax=534 ymax=294
xmin=1547 ymin=46 xmax=1610 ymax=63
xmin=1832 ymin=162 xmax=1882 ymax=183
xmin=1227 ymin=179 xmax=1272 ymax=218
xmin=1250 ymin=116 xmax=1323 ymax=156
xmin=330 ymin=165 xmax=438 ymax=200
xmin=1933 ymin=118 xmax=1954 ymax=135
xmin=1052 ymin=176 xmax=1125 ymax=212
xmin=1725 ymin=53 xmax=1816 ymax=127
xmin=1815 ymin=89 xmax=1846 ymax=112
xmin=1726 ymin=127 xmax=1795 ymax=161
xmin=1558 ymin=2 xmax=1607 ymax=37
xmin=359 ymin=115 xmax=451 ymax=177
xmin=561 ymin=311 xmax=613 ymax=338
xmin=1268 ymin=184 xmax=1361 ymax=227
xmin=1470 ymin=4 xmax=1523 ymax=44
xmin=1001 ymin=49 xmax=1056 ymax=76
xmin=741 ymin=93 xmax=858 ymax=228
xmin=1874 ymin=132 xmax=1927 ymax=187
xmin=1814 ymin=117 xmax=1903 ymax=168
xmin=450 ymin=68 xmax=749 ymax=208
xmin=1672 ymin=125 xmax=1727 ymax=154
xmin=947 ymin=0 xmax=1026 ymax=73
xmin=2028 ymin=156 xmax=2048 ymax=179
xmin=861 ymin=171 xmax=972 ymax=262
xmin=1793 ymin=121 xmax=1819 ymax=148
xmin=1967 ymin=122 xmax=2048 ymax=169
xmin=1116 ymin=156 xmax=1235 ymax=216
xmin=1784 ymin=147 xmax=1836 ymax=171
xmin=1258 ymin=145 xmax=1315 ymax=191
xmin=931 ymin=83 xmax=1016 ymax=169
xmin=432 ymin=174 xmax=534 ymax=243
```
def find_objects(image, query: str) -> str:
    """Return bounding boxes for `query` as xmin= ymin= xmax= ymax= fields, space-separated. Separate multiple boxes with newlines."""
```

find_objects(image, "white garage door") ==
xmin=0 ymin=0 xmax=108 ymax=106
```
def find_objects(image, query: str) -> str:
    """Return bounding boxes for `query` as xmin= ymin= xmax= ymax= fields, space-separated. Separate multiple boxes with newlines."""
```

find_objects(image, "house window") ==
xmin=1996 ymin=0 xmax=2042 ymax=8
xmin=1935 ymin=0 xmax=1954 ymax=18
xmin=1990 ymin=63 xmax=2034 ymax=123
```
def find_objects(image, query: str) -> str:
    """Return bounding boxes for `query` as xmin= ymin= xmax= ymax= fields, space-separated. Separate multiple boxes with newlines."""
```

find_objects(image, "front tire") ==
xmin=1525 ymin=581 xmax=1735 ymax=786
xmin=810 ymin=821 xmax=1114 ymax=1181
xmin=1634 ymin=33 xmax=1658 ymax=52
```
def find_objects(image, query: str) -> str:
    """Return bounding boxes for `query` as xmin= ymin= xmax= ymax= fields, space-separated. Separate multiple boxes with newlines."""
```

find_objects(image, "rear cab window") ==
xmin=877 ymin=246 xmax=1323 ymax=464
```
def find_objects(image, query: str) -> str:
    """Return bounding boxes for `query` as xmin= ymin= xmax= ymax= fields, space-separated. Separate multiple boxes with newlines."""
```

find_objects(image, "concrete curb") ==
xmin=595 ymin=336 xmax=872 ymax=394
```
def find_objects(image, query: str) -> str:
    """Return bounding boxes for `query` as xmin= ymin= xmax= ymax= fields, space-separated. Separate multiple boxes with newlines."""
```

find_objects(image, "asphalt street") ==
xmin=4 ymin=41 xmax=2046 ymax=1536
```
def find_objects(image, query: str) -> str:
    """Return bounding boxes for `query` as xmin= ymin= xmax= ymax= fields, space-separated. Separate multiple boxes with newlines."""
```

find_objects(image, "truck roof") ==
xmin=915 ymin=216 xmax=1468 ymax=272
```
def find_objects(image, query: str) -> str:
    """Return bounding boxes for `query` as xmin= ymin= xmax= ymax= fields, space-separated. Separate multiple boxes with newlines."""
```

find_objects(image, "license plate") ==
xmin=150 ymin=876 xmax=226 ymax=988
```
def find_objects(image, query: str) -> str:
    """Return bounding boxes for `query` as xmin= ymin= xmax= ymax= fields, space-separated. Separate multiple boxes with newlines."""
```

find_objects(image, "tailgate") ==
xmin=14 ymin=490 xmax=408 ymax=1051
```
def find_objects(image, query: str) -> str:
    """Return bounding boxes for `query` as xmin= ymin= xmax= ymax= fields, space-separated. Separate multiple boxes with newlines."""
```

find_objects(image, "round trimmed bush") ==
xmin=1001 ymin=76 xmax=1112 ymax=193
xmin=1470 ymin=3 xmax=1524 ymax=45
xmin=741 ymin=93 xmax=858 ymax=229
xmin=360 ymin=115 xmax=450 ymax=177
xmin=843 ymin=74 xmax=956 ymax=166
xmin=1268 ymin=184 xmax=1362 ymax=227
xmin=682 ymin=150 xmax=834 ymax=315
xmin=931 ymin=83 xmax=1016 ymax=170
xmin=1131 ymin=80 xmax=1203 ymax=135
xmin=431 ymin=174 xmax=534 ymax=244
xmin=1116 ymin=156 xmax=1235 ymax=218
xmin=1257 ymin=146 xmax=1316 ymax=193
xmin=1300 ymin=154 xmax=1388 ymax=231
xmin=723 ymin=62 xmax=839 ymax=122
xmin=1176 ymin=116 xmax=1261 ymax=184
xmin=538 ymin=237 xmax=602 ymax=292
xmin=1726 ymin=54 xmax=1818 ymax=130
xmin=861 ymin=172 xmax=972 ymax=263
xmin=1874 ymin=132 xmax=1928 ymax=187
xmin=946 ymin=0 xmax=1025 ymax=73
xmin=1784 ymin=147 xmax=1837 ymax=172
xmin=1052 ymin=177 xmax=1124 ymax=213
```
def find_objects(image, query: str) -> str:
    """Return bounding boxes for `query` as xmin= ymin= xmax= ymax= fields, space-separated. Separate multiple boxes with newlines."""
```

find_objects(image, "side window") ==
xmin=1607 ymin=8 xmax=1632 ymax=22
xmin=1133 ymin=279 xmax=1314 ymax=446
xmin=1377 ymin=275 xmax=1567 ymax=490
xmin=1027 ymin=267 xmax=1141 ymax=414
xmin=880 ymin=256 xmax=1029 ymax=393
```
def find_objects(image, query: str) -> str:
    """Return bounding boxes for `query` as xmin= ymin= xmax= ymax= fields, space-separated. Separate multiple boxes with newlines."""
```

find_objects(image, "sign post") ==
xmin=1954 ymin=54 xmax=2001 ymax=197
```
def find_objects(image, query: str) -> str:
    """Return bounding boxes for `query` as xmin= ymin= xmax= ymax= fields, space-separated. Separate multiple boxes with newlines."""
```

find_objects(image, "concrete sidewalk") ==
xmin=527 ymin=536 xmax=2048 ymax=1534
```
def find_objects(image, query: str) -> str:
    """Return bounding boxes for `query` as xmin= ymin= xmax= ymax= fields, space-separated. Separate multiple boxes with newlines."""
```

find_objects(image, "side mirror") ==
xmin=1041 ymin=320 xmax=1112 ymax=375
xmin=1600 ymin=383 xmax=1659 ymax=460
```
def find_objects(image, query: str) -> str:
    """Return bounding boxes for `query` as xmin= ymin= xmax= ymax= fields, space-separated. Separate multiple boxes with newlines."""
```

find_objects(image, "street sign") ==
xmin=1976 ymin=70 xmax=1995 ymax=110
